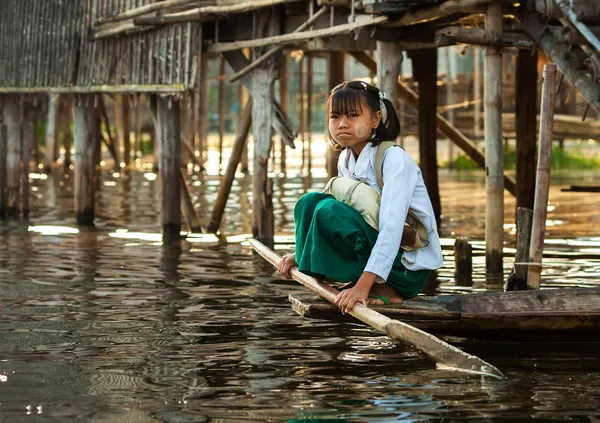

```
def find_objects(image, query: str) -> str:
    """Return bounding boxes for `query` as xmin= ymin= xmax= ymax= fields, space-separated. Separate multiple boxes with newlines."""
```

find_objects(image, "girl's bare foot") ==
xmin=367 ymin=283 xmax=404 ymax=306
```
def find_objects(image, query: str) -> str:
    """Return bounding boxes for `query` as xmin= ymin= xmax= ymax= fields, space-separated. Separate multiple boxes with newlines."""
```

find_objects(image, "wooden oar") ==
xmin=249 ymin=239 xmax=505 ymax=380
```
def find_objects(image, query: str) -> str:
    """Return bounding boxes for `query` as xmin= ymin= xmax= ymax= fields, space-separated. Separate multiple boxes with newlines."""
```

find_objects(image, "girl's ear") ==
xmin=372 ymin=110 xmax=382 ymax=129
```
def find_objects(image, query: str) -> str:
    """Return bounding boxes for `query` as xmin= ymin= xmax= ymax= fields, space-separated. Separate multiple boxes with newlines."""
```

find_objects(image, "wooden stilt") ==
xmin=32 ymin=112 xmax=40 ymax=170
xmin=516 ymin=49 xmax=538 ymax=211
xmin=3 ymin=95 xmax=21 ymax=217
xmin=484 ymin=1 xmax=504 ymax=280
xmin=410 ymin=49 xmax=441 ymax=226
xmin=198 ymin=53 xmax=209 ymax=170
xmin=376 ymin=40 xmax=403 ymax=138
xmin=251 ymin=10 xmax=279 ymax=248
xmin=454 ymin=238 xmax=473 ymax=287
xmin=208 ymin=100 xmax=252 ymax=233
xmin=180 ymin=169 xmax=202 ymax=232
xmin=0 ymin=124 xmax=6 ymax=218
xmin=279 ymin=54 xmax=287 ymax=173
xmin=73 ymin=96 xmax=98 ymax=226
xmin=122 ymin=94 xmax=131 ymax=168
xmin=326 ymin=51 xmax=344 ymax=178
xmin=22 ymin=105 xmax=35 ymax=218
xmin=62 ymin=100 xmax=73 ymax=168
xmin=218 ymin=56 xmax=226 ymax=170
xmin=306 ymin=54 xmax=313 ymax=173
xmin=157 ymin=96 xmax=182 ymax=235
xmin=133 ymin=97 xmax=141 ymax=161
xmin=473 ymin=47 xmax=482 ymax=142
xmin=446 ymin=47 xmax=456 ymax=166
xmin=299 ymin=55 xmax=306 ymax=172
xmin=507 ymin=207 xmax=533 ymax=291
xmin=239 ymin=83 xmax=250 ymax=173
xmin=94 ymin=105 xmax=103 ymax=190
xmin=527 ymin=64 xmax=557 ymax=290
xmin=45 ymin=93 xmax=60 ymax=171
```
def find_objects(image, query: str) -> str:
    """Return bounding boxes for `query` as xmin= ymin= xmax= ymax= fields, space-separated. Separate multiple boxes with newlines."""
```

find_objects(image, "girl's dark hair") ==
xmin=326 ymin=80 xmax=401 ymax=151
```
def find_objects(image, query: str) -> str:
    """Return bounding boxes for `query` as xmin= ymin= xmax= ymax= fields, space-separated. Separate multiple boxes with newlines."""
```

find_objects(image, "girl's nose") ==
xmin=337 ymin=117 xmax=348 ymax=128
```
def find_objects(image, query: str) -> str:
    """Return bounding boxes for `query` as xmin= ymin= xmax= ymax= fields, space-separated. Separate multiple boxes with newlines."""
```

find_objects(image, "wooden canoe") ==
xmin=289 ymin=287 xmax=600 ymax=341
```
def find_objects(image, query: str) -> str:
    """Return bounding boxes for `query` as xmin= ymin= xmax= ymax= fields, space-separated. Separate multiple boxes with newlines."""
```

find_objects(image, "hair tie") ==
xmin=378 ymin=91 xmax=388 ymax=125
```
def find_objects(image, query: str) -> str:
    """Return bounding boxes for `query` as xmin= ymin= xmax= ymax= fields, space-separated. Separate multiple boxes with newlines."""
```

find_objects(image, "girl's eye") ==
xmin=349 ymin=113 xmax=358 ymax=118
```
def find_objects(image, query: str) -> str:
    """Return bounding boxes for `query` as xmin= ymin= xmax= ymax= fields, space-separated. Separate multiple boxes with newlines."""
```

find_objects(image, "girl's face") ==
xmin=328 ymin=97 xmax=381 ymax=151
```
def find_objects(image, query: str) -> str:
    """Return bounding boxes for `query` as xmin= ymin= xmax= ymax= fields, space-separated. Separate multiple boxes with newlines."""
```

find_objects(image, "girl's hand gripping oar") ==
xmin=249 ymin=239 xmax=505 ymax=380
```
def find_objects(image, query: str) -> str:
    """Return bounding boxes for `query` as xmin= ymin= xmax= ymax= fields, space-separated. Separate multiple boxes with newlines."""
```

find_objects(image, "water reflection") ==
xmin=0 ymin=159 xmax=599 ymax=420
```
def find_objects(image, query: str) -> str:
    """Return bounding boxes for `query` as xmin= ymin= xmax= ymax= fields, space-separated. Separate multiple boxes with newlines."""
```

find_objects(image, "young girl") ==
xmin=278 ymin=81 xmax=443 ymax=314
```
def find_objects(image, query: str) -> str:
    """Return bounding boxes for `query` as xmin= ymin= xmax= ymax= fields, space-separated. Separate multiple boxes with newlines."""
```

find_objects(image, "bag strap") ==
xmin=375 ymin=141 xmax=400 ymax=191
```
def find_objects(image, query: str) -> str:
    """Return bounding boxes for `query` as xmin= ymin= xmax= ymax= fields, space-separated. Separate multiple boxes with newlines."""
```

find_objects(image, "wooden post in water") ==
xmin=3 ymin=95 xmax=21 ymax=217
xmin=45 ymin=94 xmax=60 ymax=172
xmin=22 ymin=105 xmax=35 ymax=218
xmin=326 ymin=52 xmax=344 ymax=178
xmin=73 ymin=96 xmax=98 ymax=226
xmin=0 ymin=124 xmax=7 ymax=218
xmin=208 ymin=100 xmax=252 ymax=233
xmin=306 ymin=54 xmax=313 ymax=173
xmin=157 ymin=96 xmax=182 ymax=236
xmin=180 ymin=170 xmax=202 ymax=233
xmin=508 ymin=207 xmax=533 ymax=291
xmin=528 ymin=64 xmax=557 ymax=290
xmin=62 ymin=100 xmax=73 ymax=168
xmin=239 ymin=83 xmax=250 ymax=173
xmin=218 ymin=56 xmax=226 ymax=170
xmin=197 ymin=53 xmax=209 ymax=170
xmin=410 ymin=49 xmax=441 ymax=226
xmin=279 ymin=53 xmax=288 ymax=173
xmin=299 ymin=55 xmax=306 ymax=172
xmin=376 ymin=41 xmax=402 ymax=133
xmin=454 ymin=238 xmax=473 ymax=286
xmin=473 ymin=47 xmax=482 ymax=142
xmin=516 ymin=49 xmax=538 ymax=211
xmin=484 ymin=1 xmax=504 ymax=280
xmin=122 ymin=94 xmax=131 ymax=168
xmin=446 ymin=47 xmax=456 ymax=166
xmin=251 ymin=10 xmax=279 ymax=248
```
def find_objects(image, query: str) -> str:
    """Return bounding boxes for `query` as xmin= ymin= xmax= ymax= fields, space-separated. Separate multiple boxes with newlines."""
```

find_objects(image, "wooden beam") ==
xmin=349 ymin=51 xmax=517 ymax=196
xmin=95 ymin=0 xmax=201 ymax=25
xmin=435 ymin=27 xmax=536 ymax=49
xmin=208 ymin=16 xmax=388 ymax=53
xmin=385 ymin=4 xmax=453 ymax=28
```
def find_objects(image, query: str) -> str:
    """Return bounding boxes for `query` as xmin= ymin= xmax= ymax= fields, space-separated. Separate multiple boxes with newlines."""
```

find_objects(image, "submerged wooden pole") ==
xmin=157 ymin=96 xmax=182 ymax=236
xmin=326 ymin=52 xmax=344 ymax=178
xmin=454 ymin=238 xmax=473 ymax=286
xmin=527 ymin=64 xmax=557 ymax=290
xmin=509 ymin=207 xmax=533 ymax=291
xmin=180 ymin=170 xmax=202 ymax=233
xmin=249 ymin=238 xmax=505 ymax=380
xmin=73 ymin=97 xmax=98 ymax=226
xmin=208 ymin=100 xmax=252 ymax=233
xmin=484 ymin=1 xmax=504 ymax=280
xmin=3 ymin=95 xmax=21 ymax=217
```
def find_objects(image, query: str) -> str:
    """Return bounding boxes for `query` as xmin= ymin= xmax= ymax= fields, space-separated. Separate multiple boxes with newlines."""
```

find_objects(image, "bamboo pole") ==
xmin=473 ymin=47 xmax=482 ymax=141
xmin=527 ymin=64 xmax=557 ymax=290
xmin=62 ymin=100 xmax=73 ymax=168
xmin=249 ymin=238 xmax=504 ymax=380
xmin=208 ymin=100 xmax=252 ymax=233
xmin=122 ymin=95 xmax=131 ymax=168
xmin=306 ymin=55 xmax=313 ymax=173
xmin=157 ymin=96 xmax=182 ymax=236
xmin=484 ymin=1 xmax=504 ymax=280
xmin=299 ymin=55 xmax=306 ymax=172
xmin=509 ymin=207 xmax=532 ymax=291
xmin=45 ymin=93 xmax=60 ymax=171
xmin=96 ymin=0 xmax=201 ymax=25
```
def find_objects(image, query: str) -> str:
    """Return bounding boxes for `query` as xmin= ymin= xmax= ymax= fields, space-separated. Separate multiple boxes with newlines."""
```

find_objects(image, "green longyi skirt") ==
xmin=294 ymin=192 xmax=430 ymax=300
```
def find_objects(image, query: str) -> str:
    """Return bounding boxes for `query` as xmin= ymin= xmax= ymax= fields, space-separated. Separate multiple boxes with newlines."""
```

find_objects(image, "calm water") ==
xmin=1 ymin=144 xmax=600 ymax=422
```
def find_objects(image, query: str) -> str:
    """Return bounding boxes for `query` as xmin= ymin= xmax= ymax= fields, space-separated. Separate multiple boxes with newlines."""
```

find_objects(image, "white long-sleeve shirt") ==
xmin=337 ymin=143 xmax=443 ymax=281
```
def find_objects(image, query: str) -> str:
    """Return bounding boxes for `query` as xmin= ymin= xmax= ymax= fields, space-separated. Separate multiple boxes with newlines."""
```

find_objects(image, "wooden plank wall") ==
xmin=0 ymin=0 xmax=200 ymax=91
